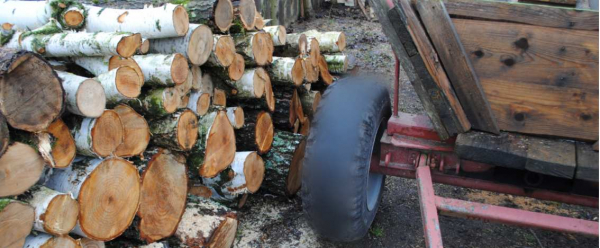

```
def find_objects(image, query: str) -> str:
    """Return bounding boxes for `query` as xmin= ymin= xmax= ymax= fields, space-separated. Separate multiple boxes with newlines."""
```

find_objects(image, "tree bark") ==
xmin=203 ymin=151 xmax=265 ymax=202
xmin=5 ymin=31 xmax=142 ymax=58
xmin=149 ymin=24 xmax=214 ymax=66
xmin=281 ymin=33 xmax=307 ymax=56
xmin=187 ymin=91 xmax=212 ymax=116
xmin=0 ymin=198 xmax=34 ymax=248
xmin=301 ymin=29 xmax=346 ymax=53
xmin=72 ymin=56 xmax=144 ymax=82
xmin=226 ymin=106 xmax=245 ymax=129
xmin=114 ymin=104 xmax=150 ymax=158
xmin=55 ymin=71 xmax=106 ymax=118
xmin=17 ymin=185 xmax=79 ymax=236
xmin=323 ymin=54 xmax=348 ymax=74
xmin=0 ymin=115 xmax=8 ymax=157
xmin=263 ymin=25 xmax=287 ymax=46
xmin=188 ymin=110 xmax=236 ymax=179
xmin=269 ymin=57 xmax=305 ymax=87
xmin=262 ymin=131 xmax=306 ymax=196
xmin=128 ymin=87 xmax=181 ymax=119
xmin=227 ymin=67 xmax=275 ymax=112
xmin=85 ymin=3 xmax=189 ymax=38
xmin=0 ymin=142 xmax=45 ymax=197
xmin=149 ymin=110 xmax=198 ymax=152
xmin=11 ymin=118 xmax=76 ymax=169
xmin=235 ymin=110 xmax=274 ymax=154
xmin=300 ymin=90 xmax=321 ymax=119
xmin=207 ymin=52 xmax=245 ymax=81
xmin=0 ymin=1 xmax=85 ymax=30
xmin=234 ymin=31 xmax=274 ymax=66
xmin=69 ymin=110 xmax=124 ymax=157
xmin=132 ymin=54 xmax=189 ymax=87
xmin=42 ymin=157 xmax=141 ymax=241
xmin=23 ymin=233 xmax=80 ymax=248
xmin=0 ymin=48 xmax=63 ymax=132
xmin=173 ymin=195 xmax=238 ymax=248
xmin=95 ymin=67 xmax=143 ymax=106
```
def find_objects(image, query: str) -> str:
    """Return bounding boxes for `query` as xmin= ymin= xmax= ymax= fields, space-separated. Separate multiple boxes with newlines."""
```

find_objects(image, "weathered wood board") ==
xmin=575 ymin=142 xmax=599 ymax=183
xmin=456 ymin=131 xmax=528 ymax=170
xmin=525 ymin=138 xmax=576 ymax=179
xmin=453 ymin=18 xmax=599 ymax=141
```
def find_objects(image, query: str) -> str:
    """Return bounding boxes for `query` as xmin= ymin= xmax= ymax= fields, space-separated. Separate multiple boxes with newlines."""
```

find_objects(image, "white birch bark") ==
xmin=24 ymin=185 xmax=77 ymax=234
xmin=72 ymin=118 xmax=97 ymax=157
xmin=71 ymin=56 xmax=111 ymax=76
xmin=187 ymin=91 xmax=211 ymax=116
xmin=95 ymin=67 xmax=138 ymax=104
xmin=0 ymin=1 xmax=51 ymax=31
xmin=226 ymin=107 xmax=244 ymax=129
xmin=132 ymin=54 xmax=186 ymax=87
xmin=323 ymin=54 xmax=348 ymax=74
xmin=202 ymin=151 xmax=263 ymax=201
xmin=263 ymin=25 xmax=286 ymax=46
xmin=55 ymin=71 xmax=106 ymax=118
xmin=301 ymin=30 xmax=346 ymax=53
xmin=84 ymin=3 xmax=189 ymax=39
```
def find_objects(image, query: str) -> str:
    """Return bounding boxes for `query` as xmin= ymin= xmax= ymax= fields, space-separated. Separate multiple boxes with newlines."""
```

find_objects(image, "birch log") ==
xmin=302 ymin=30 xmax=346 ymax=53
xmin=226 ymin=107 xmax=245 ymax=129
xmin=42 ymin=157 xmax=141 ymax=241
xmin=254 ymin=11 xmax=266 ymax=30
xmin=323 ymin=54 xmax=348 ymax=74
xmin=0 ymin=1 xmax=51 ymax=30
xmin=55 ymin=2 xmax=86 ymax=30
xmin=235 ymin=110 xmax=274 ymax=154
xmin=271 ymin=87 xmax=302 ymax=131
xmin=0 ymin=142 xmax=45 ymax=197
xmin=304 ymin=57 xmax=320 ymax=83
xmin=206 ymin=53 xmax=245 ymax=81
xmin=55 ymin=71 xmax=106 ymax=118
xmin=219 ymin=67 xmax=267 ymax=100
xmin=72 ymin=56 xmax=144 ymax=82
xmin=84 ymin=4 xmax=189 ymax=38
xmin=0 ymin=48 xmax=63 ymax=132
xmin=234 ymin=32 xmax=273 ymax=66
xmin=307 ymin=38 xmax=321 ymax=67
xmin=96 ymin=66 xmax=143 ymax=106
xmin=0 ymin=199 xmax=34 ymax=248
xmin=213 ymin=88 xmax=228 ymax=107
xmin=318 ymin=55 xmax=334 ymax=85
xmin=228 ymin=68 xmax=275 ymax=113
xmin=187 ymin=91 xmax=212 ymax=116
xmin=18 ymin=185 xmax=79 ymax=236
xmin=149 ymin=110 xmax=199 ymax=152
xmin=263 ymin=131 xmax=306 ymax=196
xmin=203 ymin=151 xmax=265 ymax=202
xmin=191 ymin=65 xmax=213 ymax=93
xmin=133 ymin=54 xmax=189 ymax=86
xmin=233 ymin=0 xmax=257 ymax=30
xmin=114 ymin=104 xmax=150 ymax=158
xmin=174 ymin=195 xmax=237 ymax=248
xmin=263 ymin=25 xmax=287 ymax=46
xmin=23 ymin=233 xmax=80 ymax=248
xmin=300 ymin=90 xmax=322 ymax=119
xmin=269 ymin=57 xmax=305 ymax=86
xmin=70 ymin=110 xmax=124 ymax=157
xmin=6 ymin=31 xmax=142 ymax=58
xmin=283 ymin=33 xmax=307 ymax=56
xmin=128 ymin=148 xmax=188 ymax=243
xmin=128 ymin=87 xmax=181 ymax=118
xmin=206 ymin=35 xmax=236 ymax=67
xmin=149 ymin=24 xmax=213 ymax=66
xmin=138 ymin=38 xmax=150 ymax=55
xmin=11 ymin=119 xmax=76 ymax=169
xmin=188 ymin=110 xmax=236 ymax=179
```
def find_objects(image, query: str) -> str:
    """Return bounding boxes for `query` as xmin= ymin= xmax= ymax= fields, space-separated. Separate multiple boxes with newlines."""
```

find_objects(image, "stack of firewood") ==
xmin=0 ymin=0 xmax=348 ymax=247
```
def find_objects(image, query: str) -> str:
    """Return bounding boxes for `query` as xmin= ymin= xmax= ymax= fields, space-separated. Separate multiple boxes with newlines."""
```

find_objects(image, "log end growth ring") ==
xmin=63 ymin=9 xmax=84 ymax=29
xmin=0 ymin=201 xmax=34 ymax=248
xmin=200 ymin=111 xmax=236 ymax=178
xmin=215 ymin=0 xmax=234 ymax=32
xmin=237 ymin=0 xmax=257 ymax=30
xmin=0 ymin=142 xmax=45 ymax=197
xmin=108 ymin=56 xmax=144 ymax=83
xmin=208 ymin=217 xmax=238 ymax=248
xmin=188 ymin=25 xmax=214 ymax=66
xmin=337 ymin=32 xmax=346 ymax=52
xmin=77 ymin=79 xmax=106 ymax=118
xmin=255 ymin=112 xmax=274 ymax=154
xmin=171 ymin=53 xmax=190 ymax=85
xmin=44 ymin=194 xmax=79 ymax=236
xmin=292 ymin=58 xmax=305 ymax=86
xmin=176 ymin=110 xmax=199 ymax=151
xmin=47 ymin=119 xmax=76 ymax=169
xmin=172 ymin=5 xmax=190 ymax=36
xmin=252 ymin=33 xmax=273 ymax=66
xmin=116 ymin=66 xmax=143 ymax=98
xmin=228 ymin=53 xmax=245 ymax=81
xmin=91 ymin=110 xmax=124 ymax=157
xmin=287 ymin=139 xmax=307 ymax=195
xmin=232 ymin=107 xmax=245 ymax=129
xmin=244 ymin=152 xmax=265 ymax=193
xmin=114 ymin=104 xmax=150 ymax=157
xmin=116 ymin=33 xmax=142 ymax=58
xmin=196 ymin=93 xmax=211 ymax=116
xmin=78 ymin=158 xmax=141 ymax=241
xmin=216 ymin=36 xmax=236 ymax=67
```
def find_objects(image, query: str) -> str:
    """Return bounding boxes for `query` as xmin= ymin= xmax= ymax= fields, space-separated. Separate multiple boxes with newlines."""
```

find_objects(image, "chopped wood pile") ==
xmin=0 ymin=0 xmax=347 ymax=247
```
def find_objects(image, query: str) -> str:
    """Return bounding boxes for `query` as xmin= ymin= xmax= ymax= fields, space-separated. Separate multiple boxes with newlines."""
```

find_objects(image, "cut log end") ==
xmin=0 ymin=142 xmax=44 ymax=197
xmin=208 ymin=217 xmax=238 ymax=248
xmin=63 ymin=9 xmax=85 ymax=29
xmin=253 ymin=67 xmax=268 ymax=98
xmin=213 ymin=89 xmax=227 ymax=107
xmin=108 ymin=56 xmax=144 ymax=82
xmin=177 ymin=110 xmax=199 ymax=151
xmin=228 ymin=107 xmax=245 ymax=129
xmin=255 ymin=112 xmax=274 ymax=154
xmin=237 ymin=0 xmax=257 ymax=30
xmin=244 ymin=152 xmax=265 ymax=193
xmin=252 ymin=33 xmax=274 ymax=66
xmin=254 ymin=11 xmax=265 ymax=30
xmin=292 ymin=58 xmax=305 ymax=86
xmin=139 ymin=39 xmax=150 ymax=55
xmin=138 ymin=149 xmax=188 ymax=243
xmin=173 ymin=5 xmax=190 ymax=36
xmin=171 ymin=53 xmax=190 ymax=85
xmin=259 ymin=68 xmax=275 ymax=112
xmin=188 ymin=25 xmax=214 ymax=65
xmin=116 ymin=33 xmax=142 ymax=58
xmin=25 ymin=234 xmax=80 ymax=248
xmin=116 ymin=66 xmax=143 ymax=98
xmin=304 ymin=58 xmax=319 ymax=83
xmin=44 ymin=194 xmax=79 ymax=236
xmin=47 ymin=119 xmax=76 ymax=169
xmin=92 ymin=110 xmax=124 ymax=157
xmin=287 ymin=139 xmax=306 ymax=195
xmin=77 ymin=79 xmax=107 ymax=118
xmin=214 ymin=36 xmax=236 ymax=67
xmin=114 ymin=104 xmax=150 ymax=157
xmin=163 ymin=87 xmax=182 ymax=114
xmin=0 ymin=201 xmax=34 ymax=248
xmin=298 ymin=34 xmax=308 ymax=56
xmin=215 ymin=0 xmax=234 ymax=32
xmin=200 ymin=111 xmax=236 ymax=178
xmin=196 ymin=93 xmax=211 ymax=116
xmin=228 ymin=53 xmax=245 ymax=81
xmin=308 ymin=39 xmax=321 ymax=66
xmin=318 ymin=55 xmax=334 ymax=85
xmin=78 ymin=158 xmax=140 ymax=241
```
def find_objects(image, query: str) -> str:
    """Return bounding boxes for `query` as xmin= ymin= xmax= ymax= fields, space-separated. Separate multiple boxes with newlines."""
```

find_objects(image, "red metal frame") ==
xmin=376 ymin=57 xmax=599 ymax=247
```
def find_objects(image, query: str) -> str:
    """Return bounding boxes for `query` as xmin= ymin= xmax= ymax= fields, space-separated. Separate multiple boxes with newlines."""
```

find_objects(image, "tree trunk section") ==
xmin=80 ymin=238 xmax=104 ymax=248
xmin=235 ymin=110 xmax=273 ymax=154
xmin=0 ymin=142 xmax=45 ymax=197
xmin=228 ymin=67 xmax=275 ymax=112
xmin=234 ymin=32 xmax=273 ymax=66
xmin=226 ymin=106 xmax=245 ymax=129
xmin=187 ymin=91 xmax=212 ymax=116
xmin=206 ymin=35 xmax=236 ymax=67
xmin=203 ymin=151 xmax=265 ymax=202
xmin=55 ymin=71 xmax=106 ymax=118
xmin=24 ymin=233 xmax=80 ymax=248
xmin=318 ymin=55 xmax=334 ymax=85
xmin=42 ymin=157 xmax=141 ymax=241
xmin=0 ymin=48 xmax=63 ymax=132
xmin=279 ymin=33 xmax=307 ymax=57
xmin=149 ymin=110 xmax=198 ymax=152
xmin=137 ymin=38 xmax=150 ymax=55
xmin=300 ymin=90 xmax=321 ymax=119
xmin=0 ymin=199 xmax=34 ymax=248
xmin=302 ymin=30 xmax=346 ymax=53
xmin=303 ymin=56 xmax=319 ymax=83
xmin=68 ymin=110 xmax=124 ymax=157
xmin=149 ymin=24 xmax=214 ymax=66
xmin=263 ymin=26 xmax=287 ymax=46
xmin=0 ymin=1 xmax=51 ymax=30
xmin=263 ymin=131 xmax=306 ymax=196
xmin=189 ymin=110 xmax=236 ymax=179
xmin=128 ymin=87 xmax=181 ymax=119
xmin=191 ymin=65 xmax=214 ymax=93
xmin=269 ymin=57 xmax=305 ymax=87
xmin=207 ymin=53 xmax=245 ymax=81
xmin=95 ymin=66 xmax=143 ymax=106
xmin=12 ymin=118 xmax=76 ymax=168
xmin=133 ymin=54 xmax=189 ymax=87
xmin=323 ymin=54 xmax=348 ymax=74
xmin=17 ymin=185 xmax=79 ymax=236
xmin=72 ymin=56 xmax=144 ymax=82
xmin=114 ymin=104 xmax=150 ymax=157
xmin=173 ymin=195 xmax=238 ymax=248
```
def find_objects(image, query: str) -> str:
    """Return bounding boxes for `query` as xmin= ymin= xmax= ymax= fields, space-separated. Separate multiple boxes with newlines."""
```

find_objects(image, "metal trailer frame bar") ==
xmin=377 ymin=57 xmax=599 ymax=247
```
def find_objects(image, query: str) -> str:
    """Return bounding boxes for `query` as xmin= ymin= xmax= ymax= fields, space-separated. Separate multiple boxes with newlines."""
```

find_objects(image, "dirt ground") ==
xmin=233 ymin=4 xmax=599 ymax=248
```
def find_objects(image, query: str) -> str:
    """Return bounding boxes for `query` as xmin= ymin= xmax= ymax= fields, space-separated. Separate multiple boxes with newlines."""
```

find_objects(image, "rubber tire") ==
xmin=301 ymin=76 xmax=391 ymax=242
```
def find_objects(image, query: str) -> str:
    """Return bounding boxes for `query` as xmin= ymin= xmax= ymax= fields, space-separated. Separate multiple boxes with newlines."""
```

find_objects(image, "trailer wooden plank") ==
xmin=453 ymin=18 xmax=598 ymax=141
xmin=415 ymin=0 xmax=500 ymax=134
xmin=575 ymin=142 xmax=599 ymax=183
xmin=525 ymin=138 xmax=576 ymax=179
xmin=455 ymin=131 xmax=528 ymax=170
xmin=444 ymin=0 xmax=598 ymax=31
xmin=370 ymin=0 xmax=452 ymax=140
